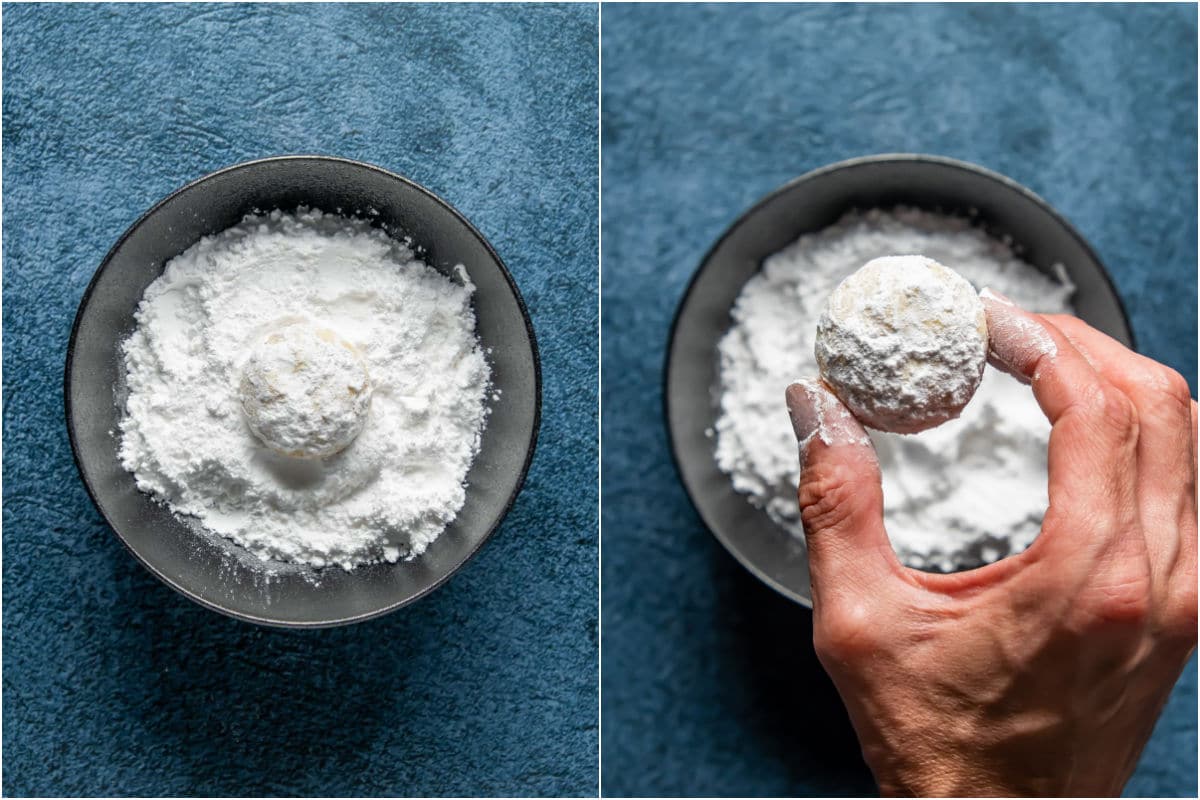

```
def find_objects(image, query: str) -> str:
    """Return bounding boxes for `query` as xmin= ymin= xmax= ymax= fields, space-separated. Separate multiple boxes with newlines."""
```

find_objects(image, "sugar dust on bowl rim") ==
xmin=663 ymin=153 xmax=1133 ymax=608
xmin=60 ymin=155 xmax=540 ymax=628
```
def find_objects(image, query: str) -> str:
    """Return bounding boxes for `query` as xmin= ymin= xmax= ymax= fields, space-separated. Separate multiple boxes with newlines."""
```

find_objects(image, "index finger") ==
xmin=981 ymin=289 xmax=1107 ymax=423
xmin=981 ymin=289 xmax=1141 ymax=559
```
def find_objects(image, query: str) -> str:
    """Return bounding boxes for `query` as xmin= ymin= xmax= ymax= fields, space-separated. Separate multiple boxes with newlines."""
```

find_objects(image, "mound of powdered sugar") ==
xmin=239 ymin=320 xmax=373 ymax=459
xmin=119 ymin=208 xmax=491 ymax=570
xmin=714 ymin=207 xmax=1074 ymax=571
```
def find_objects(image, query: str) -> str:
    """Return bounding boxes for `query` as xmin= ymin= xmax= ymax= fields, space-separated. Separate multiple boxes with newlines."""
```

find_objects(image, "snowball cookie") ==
xmin=239 ymin=321 xmax=372 ymax=458
xmin=814 ymin=255 xmax=988 ymax=434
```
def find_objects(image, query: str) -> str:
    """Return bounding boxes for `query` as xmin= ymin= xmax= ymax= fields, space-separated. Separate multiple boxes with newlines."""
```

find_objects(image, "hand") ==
xmin=784 ymin=292 xmax=1197 ymax=797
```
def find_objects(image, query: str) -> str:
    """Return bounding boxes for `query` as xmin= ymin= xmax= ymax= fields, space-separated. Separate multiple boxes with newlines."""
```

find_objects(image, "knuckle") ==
xmin=814 ymin=601 xmax=879 ymax=662
xmin=799 ymin=461 xmax=861 ymax=536
xmin=1163 ymin=579 xmax=1198 ymax=645
xmin=1159 ymin=368 xmax=1193 ymax=405
xmin=1138 ymin=366 xmax=1193 ymax=418
xmin=1082 ymin=567 xmax=1152 ymax=628
xmin=1039 ymin=504 xmax=1072 ymax=537
xmin=1083 ymin=382 xmax=1139 ymax=439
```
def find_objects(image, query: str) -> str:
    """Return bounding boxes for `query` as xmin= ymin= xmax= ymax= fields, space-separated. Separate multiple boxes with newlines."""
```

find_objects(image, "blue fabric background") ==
xmin=3 ymin=4 xmax=597 ymax=796
xmin=601 ymin=3 xmax=1197 ymax=797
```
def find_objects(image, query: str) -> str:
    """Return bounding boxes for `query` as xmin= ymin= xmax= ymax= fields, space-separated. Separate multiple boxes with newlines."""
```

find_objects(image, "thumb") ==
xmin=785 ymin=379 xmax=897 ymax=601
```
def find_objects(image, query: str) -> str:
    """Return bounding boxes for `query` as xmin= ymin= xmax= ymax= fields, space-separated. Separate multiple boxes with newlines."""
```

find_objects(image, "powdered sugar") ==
xmin=979 ymin=287 xmax=1058 ymax=382
xmin=715 ymin=207 xmax=1075 ymax=571
xmin=119 ymin=208 xmax=491 ymax=570
xmin=815 ymin=255 xmax=988 ymax=433
xmin=787 ymin=378 xmax=873 ymax=450
xmin=239 ymin=320 xmax=372 ymax=459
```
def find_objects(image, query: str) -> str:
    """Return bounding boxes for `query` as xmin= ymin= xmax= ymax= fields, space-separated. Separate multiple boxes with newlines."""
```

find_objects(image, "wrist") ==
xmin=873 ymin=758 xmax=1126 ymax=798
xmin=869 ymin=750 xmax=1029 ymax=798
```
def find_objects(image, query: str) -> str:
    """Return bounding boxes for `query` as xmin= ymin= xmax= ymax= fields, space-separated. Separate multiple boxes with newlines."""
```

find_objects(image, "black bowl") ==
xmin=665 ymin=154 xmax=1133 ymax=608
xmin=66 ymin=155 xmax=541 ymax=627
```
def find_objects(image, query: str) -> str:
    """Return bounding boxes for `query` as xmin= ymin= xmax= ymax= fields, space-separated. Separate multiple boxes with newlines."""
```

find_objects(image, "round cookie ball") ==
xmin=814 ymin=255 xmax=988 ymax=434
xmin=239 ymin=321 xmax=372 ymax=458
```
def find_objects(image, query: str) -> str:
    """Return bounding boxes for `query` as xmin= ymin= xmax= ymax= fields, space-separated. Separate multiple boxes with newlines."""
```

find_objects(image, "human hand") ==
xmin=784 ymin=292 xmax=1197 ymax=797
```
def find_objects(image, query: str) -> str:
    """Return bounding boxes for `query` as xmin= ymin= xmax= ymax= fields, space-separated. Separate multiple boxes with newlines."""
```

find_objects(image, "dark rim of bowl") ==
xmin=662 ymin=152 xmax=1134 ymax=607
xmin=63 ymin=154 xmax=543 ymax=628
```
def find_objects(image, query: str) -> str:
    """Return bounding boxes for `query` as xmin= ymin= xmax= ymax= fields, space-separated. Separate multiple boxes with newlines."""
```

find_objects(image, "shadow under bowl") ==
xmin=665 ymin=153 xmax=1133 ymax=608
xmin=66 ymin=155 xmax=541 ymax=627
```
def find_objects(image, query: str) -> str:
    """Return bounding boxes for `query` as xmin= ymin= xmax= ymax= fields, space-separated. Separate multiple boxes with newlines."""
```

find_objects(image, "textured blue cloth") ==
xmin=601 ymin=4 xmax=1197 ymax=797
xmin=3 ymin=4 xmax=597 ymax=796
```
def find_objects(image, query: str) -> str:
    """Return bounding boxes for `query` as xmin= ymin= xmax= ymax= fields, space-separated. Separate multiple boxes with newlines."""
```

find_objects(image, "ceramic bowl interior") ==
xmin=664 ymin=154 xmax=1133 ymax=607
xmin=66 ymin=156 xmax=540 ymax=627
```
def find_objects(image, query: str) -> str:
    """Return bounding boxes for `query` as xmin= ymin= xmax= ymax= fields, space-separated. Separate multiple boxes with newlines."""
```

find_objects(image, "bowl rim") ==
xmin=662 ymin=152 xmax=1134 ymax=609
xmin=63 ymin=153 xmax=543 ymax=628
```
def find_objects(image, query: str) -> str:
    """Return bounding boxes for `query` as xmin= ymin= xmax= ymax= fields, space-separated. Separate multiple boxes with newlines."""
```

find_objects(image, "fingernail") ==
xmin=979 ymin=286 xmax=1016 ymax=306
xmin=785 ymin=379 xmax=872 ymax=452
xmin=979 ymin=290 xmax=1056 ymax=384
xmin=786 ymin=381 xmax=819 ymax=444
